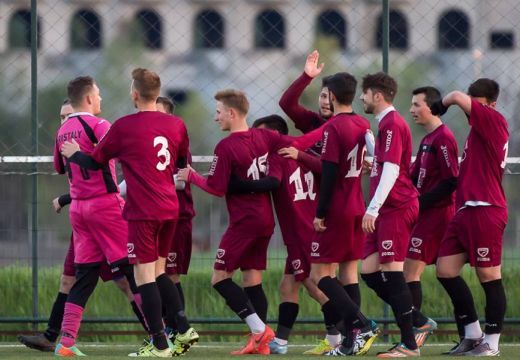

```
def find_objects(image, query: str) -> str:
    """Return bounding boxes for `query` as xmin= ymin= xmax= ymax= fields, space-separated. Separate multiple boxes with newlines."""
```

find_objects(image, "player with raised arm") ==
xmin=359 ymin=72 xmax=422 ymax=358
xmin=52 ymin=78 xmax=141 ymax=357
xmin=61 ymin=69 xmax=198 ymax=357
xmin=279 ymin=50 xmax=332 ymax=136
xmin=430 ymin=79 xmax=508 ymax=356
xmin=310 ymin=73 xmax=378 ymax=357
xmin=404 ymin=87 xmax=459 ymax=347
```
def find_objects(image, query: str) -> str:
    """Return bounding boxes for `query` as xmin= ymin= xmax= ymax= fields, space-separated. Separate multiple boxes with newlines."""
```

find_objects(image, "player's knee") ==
xmin=279 ymin=280 xmax=298 ymax=301
xmin=476 ymin=267 xmax=501 ymax=283
xmin=59 ymin=274 xmax=76 ymax=293
xmin=68 ymin=266 xmax=100 ymax=307
xmin=435 ymin=265 xmax=458 ymax=279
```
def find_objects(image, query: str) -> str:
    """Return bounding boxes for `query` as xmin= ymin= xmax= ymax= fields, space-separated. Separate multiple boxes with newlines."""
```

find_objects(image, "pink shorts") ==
xmin=63 ymin=233 xmax=121 ymax=282
xmin=213 ymin=229 xmax=272 ymax=272
xmin=69 ymin=194 xmax=131 ymax=266
xmin=128 ymin=220 xmax=177 ymax=264
xmin=407 ymin=205 xmax=455 ymax=265
xmin=363 ymin=203 xmax=419 ymax=264
xmin=310 ymin=215 xmax=365 ymax=264
xmin=284 ymin=242 xmax=311 ymax=282
xmin=166 ymin=219 xmax=193 ymax=275
xmin=438 ymin=206 xmax=507 ymax=267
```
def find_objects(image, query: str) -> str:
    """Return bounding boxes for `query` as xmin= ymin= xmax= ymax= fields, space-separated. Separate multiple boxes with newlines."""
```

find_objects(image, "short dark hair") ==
xmin=67 ymin=76 xmax=95 ymax=107
xmin=361 ymin=72 xmax=398 ymax=102
xmin=468 ymin=78 xmax=500 ymax=103
xmin=412 ymin=86 xmax=441 ymax=107
xmin=156 ymin=96 xmax=175 ymax=114
xmin=321 ymin=75 xmax=332 ymax=89
xmin=132 ymin=68 xmax=161 ymax=101
xmin=323 ymin=72 xmax=357 ymax=105
xmin=252 ymin=115 xmax=289 ymax=135
xmin=214 ymin=89 xmax=249 ymax=115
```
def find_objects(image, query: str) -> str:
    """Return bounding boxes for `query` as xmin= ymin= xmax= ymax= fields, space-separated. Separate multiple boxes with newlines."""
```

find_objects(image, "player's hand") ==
xmin=177 ymin=165 xmax=195 ymax=183
xmin=362 ymin=159 xmax=373 ymax=175
xmin=429 ymin=99 xmax=449 ymax=116
xmin=52 ymin=197 xmax=62 ymax=213
xmin=278 ymin=146 xmax=299 ymax=160
xmin=362 ymin=213 xmax=377 ymax=233
xmin=304 ymin=50 xmax=325 ymax=78
xmin=60 ymin=139 xmax=80 ymax=158
xmin=313 ymin=217 xmax=326 ymax=232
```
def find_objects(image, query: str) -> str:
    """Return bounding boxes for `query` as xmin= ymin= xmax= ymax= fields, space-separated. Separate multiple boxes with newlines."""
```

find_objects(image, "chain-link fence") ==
xmin=0 ymin=0 xmax=519 ymax=330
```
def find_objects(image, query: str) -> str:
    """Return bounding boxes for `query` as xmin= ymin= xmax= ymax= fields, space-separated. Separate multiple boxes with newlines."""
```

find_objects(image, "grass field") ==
xmin=1 ymin=343 xmax=520 ymax=359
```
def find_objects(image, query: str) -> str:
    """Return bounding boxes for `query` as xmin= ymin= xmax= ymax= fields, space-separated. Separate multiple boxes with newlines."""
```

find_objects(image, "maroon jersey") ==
xmin=176 ymin=151 xmax=195 ymax=220
xmin=410 ymin=124 xmax=459 ymax=208
xmin=457 ymin=99 xmax=508 ymax=209
xmin=207 ymin=128 xmax=287 ymax=236
xmin=370 ymin=110 xmax=419 ymax=213
xmin=91 ymin=111 xmax=189 ymax=221
xmin=54 ymin=113 xmax=118 ymax=199
xmin=268 ymin=152 xmax=317 ymax=246
xmin=321 ymin=113 xmax=371 ymax=216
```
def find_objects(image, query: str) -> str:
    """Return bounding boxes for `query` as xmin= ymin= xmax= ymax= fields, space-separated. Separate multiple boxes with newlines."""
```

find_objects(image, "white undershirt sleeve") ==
xmin=365 ymin=130 xmax=375 ymax=157
xmin=366 ymin=162 xmax=400 ymax=217
xmin=118 ymin=180 xmax=127 ymax=197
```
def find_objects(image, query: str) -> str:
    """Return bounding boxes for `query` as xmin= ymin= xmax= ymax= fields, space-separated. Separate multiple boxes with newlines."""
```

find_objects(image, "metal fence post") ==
xmin=30 ymin=0 xmax=39 ymax=331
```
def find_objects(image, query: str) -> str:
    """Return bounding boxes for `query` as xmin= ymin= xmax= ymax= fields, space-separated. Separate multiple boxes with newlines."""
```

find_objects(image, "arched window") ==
xmin=376 ymin=10 xmax=408 ymax=49
xmin=255 ymin=10 xmax=285 ymax=49
xmin=71 ymin=10 xmax=102 ymax=49
xmin=9 ymin=10 xmax=41 ymax=49
xmin=136 ymin=10 xmax=162 ymax=49
xmin=438 ymin=10 xmax=470 ymax=49
xmin=317 ymin=10 xmax=347 ymax=49
xmin=195 ymin=9 xmax=224 ymax=48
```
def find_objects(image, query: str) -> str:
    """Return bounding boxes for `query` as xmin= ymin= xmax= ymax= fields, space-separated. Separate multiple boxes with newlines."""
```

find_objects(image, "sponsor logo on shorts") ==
xmin=477 ymin=247 xmax=490 ymax=262
xmin=215 ymin=248 xmax=226 ymax=264
xmin=311 ymin=242 xmax=320 ymax=257
xmin=385 ymin=130 xmax=393 ymax=152
xmin=381 ymin=240 xmax=394 ymax=257
xmin=167 ymin=252 xmax=177 ymax=264
xmin=409 ymin=238 xmax=422 ymax=254
xmin=127 ymin=243 xmax=136 ymax=258
xmin=292 ymin=259 xmax=301 ymax=270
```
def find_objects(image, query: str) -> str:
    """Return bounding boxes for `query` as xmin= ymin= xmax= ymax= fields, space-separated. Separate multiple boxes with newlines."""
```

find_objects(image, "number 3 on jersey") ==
xmin=154 ymin=136 xmax=171 ymax=171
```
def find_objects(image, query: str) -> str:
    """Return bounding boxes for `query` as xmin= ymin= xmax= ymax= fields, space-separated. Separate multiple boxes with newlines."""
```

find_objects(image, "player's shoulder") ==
xmin=471 ymin=99 xmax=507 ymax=124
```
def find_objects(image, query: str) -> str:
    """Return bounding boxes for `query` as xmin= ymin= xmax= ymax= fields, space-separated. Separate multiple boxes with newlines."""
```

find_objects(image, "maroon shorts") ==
xmin=363 ymin=203 xmax=419 ymax=264
xmin=407 ymin=205 xmax=455 ymax=265
xmin=63 ymin=234 xmax=121 ymax=282
xmin=69 ymin=194 xmax=131 ymax=265
xmin=213 ymin=229 xmax=272 ymax=272
xmin=438 ymin=206 xmax=507 ymax=267
xmin=165 ymin=219 xmax=193 ymax=275
xmin=310 ymin=215 xmax=365 ymax=263
xmin=128 ymin=220 xmax=177 ymax=264
xmin=284 ymin=242 xmax=311 ymax=282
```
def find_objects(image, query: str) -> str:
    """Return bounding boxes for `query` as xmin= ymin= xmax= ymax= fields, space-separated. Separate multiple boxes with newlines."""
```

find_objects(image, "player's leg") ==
xmin=110 ymin=271 xmax=149 ymax=334
xmin=242 ymin=269 xmax=268 ymax=323
xmin=269 ymin=274 xmax=300 ymax=354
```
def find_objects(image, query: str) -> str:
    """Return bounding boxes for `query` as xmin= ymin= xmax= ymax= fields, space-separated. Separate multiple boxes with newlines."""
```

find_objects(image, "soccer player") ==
xmin=156 ymin=95 xmax=195 ymax=336
xmin=61 ymin=69 xmax=198 ymax=357
xmin=311 ymin=72 xmax=378 ymax=356
xmin=52 ymin=77 xmax=140 ymax=357
xmin=430 ymin=79 xmax=508 ymax=356
xmin=359 ymin=72 xmax=421 ymax=358
xmin=404 ymin=87 xmax=459 ymax=347
xmin=279 ymin=50 xmax=333 ymax=135
xmin=178 ymin=90 xmax=283 ymax=355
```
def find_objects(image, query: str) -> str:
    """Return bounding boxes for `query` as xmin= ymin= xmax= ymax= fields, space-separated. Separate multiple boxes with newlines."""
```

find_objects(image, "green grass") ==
xmin=2 ymin=264 xmax=520 ymax=342
xmin=1 ymin=343 xmax=520 ymax=359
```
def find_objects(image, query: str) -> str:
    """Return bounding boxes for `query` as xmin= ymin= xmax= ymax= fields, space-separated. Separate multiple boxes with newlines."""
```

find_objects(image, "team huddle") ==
xmin=17 ymin=50 xmax=508 ymax=358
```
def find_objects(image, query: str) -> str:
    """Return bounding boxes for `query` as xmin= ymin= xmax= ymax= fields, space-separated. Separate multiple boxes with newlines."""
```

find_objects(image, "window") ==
xmin=317 ymin=10 xmax=347 ymax=49
xmin=255 ymin=10 xmax=285 ymax=49
xmin=195 ymin=9 xmax=224 ymax=48
xmin=376 ymin=10 xmax=408 ymax=49
xmin=9 ymin=10 xmax=40 ymax=49
xmin=71 ymin=10 xmax=102 ymax=49
xmin=136 ymin=10 xmax=162 ymax=49
xmin=438 ymin=10 xmax=470 ymax=49
xmin=490 ymin=31 xmax=514 ymax=50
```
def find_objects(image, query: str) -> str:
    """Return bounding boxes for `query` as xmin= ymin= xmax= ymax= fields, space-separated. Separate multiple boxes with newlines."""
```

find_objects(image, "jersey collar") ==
xmin=375 ymin=105 xmax=395 ymax=123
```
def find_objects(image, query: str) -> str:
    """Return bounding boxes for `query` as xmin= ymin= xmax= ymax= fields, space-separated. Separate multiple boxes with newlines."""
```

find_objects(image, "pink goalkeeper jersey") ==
xmin=457 ymin=99 xmax=509 ymax=209
xmin=321 ymin=113 xmax=371 ymax=216
xmin=91 ymin=111 xmax=189 ymax=221
xmin=54 ymin=112 xmax=118 ymax=199
xmin=370 ymin=110 xmax=419 ymax=213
